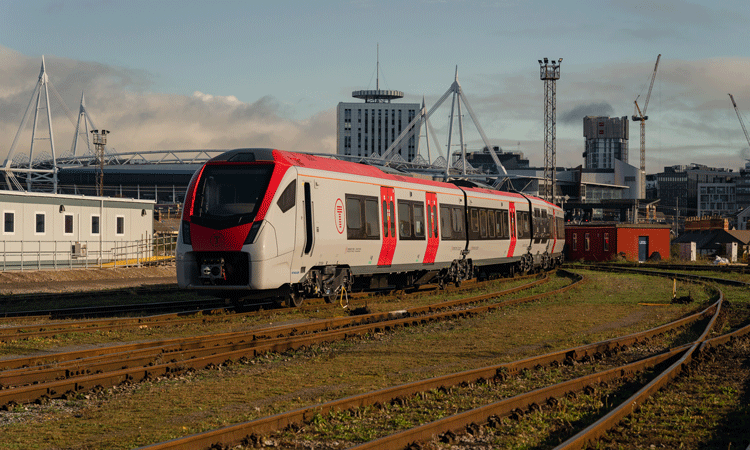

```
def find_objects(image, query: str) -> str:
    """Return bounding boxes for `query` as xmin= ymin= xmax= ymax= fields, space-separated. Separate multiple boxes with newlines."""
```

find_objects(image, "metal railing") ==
xmin=0 ymin=234 xmax=177 ymax=271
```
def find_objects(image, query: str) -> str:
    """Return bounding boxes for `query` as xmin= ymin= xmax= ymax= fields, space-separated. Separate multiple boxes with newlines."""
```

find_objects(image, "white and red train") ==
xmin=176 ymin=148 xmax=565 ymax=307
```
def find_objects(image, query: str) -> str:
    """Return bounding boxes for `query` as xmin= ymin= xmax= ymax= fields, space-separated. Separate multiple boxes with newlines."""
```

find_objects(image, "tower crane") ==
xmin=632 ymin=54 xmax=661 ymax=198
xmin=728 ymin=93 xmax=750 ymax=152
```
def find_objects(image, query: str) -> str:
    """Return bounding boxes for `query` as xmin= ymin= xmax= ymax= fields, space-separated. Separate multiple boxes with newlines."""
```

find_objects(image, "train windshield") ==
xmin=191 ymin=164 xmax=274 ymax=226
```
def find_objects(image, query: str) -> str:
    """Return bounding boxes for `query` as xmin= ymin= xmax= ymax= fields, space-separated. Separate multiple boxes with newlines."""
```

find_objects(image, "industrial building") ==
xmin=565 ymin=223 xmax=671 ymax=262
xmin=0 ymin=190 xmax=155 ymax=269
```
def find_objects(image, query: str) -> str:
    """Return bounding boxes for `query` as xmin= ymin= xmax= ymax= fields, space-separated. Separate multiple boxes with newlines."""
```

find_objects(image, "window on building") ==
xmin=572 ymin=233 xmax=577 ymax=251
xmin=4 ymin=212 xmax=14 ymax=234
xmin=64 ymin=214 xmax=74 ymax=234
xmin=91 ymin=215 xmax=100 ymax=235
xmin=35 ymin=213 xmax=45 ymax=234
xmin=603 ymin=233 xmax=609 ymax=252
xmin=585 ymin=233 xmax=590 ymax=251
xmin=116 ymin=216 xmax=124 ymax=235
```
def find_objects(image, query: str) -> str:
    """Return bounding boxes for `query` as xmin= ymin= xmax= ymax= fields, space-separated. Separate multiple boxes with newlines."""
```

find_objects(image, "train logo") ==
xmin=335 ymin=198 xmax=345 ymax=234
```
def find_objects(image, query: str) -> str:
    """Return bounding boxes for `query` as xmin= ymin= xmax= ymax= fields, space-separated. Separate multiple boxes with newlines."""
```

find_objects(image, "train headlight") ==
xmin=181 ymin=220 xmax=191 ymax=245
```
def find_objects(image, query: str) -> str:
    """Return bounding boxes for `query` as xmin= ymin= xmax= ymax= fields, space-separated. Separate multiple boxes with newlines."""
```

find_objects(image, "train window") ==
xmin=382 ymin=200 xmax=389 ymax=237
xmin=346 ymin=198 xmax=362 ymax=231
xmin=390 ymin=200 xmax=396 ymax=237
xmin=557 ymin=217 xmax=565 ymax=239
xmin=440 ymin=205 xmax=452 ymax=239
xmin=452 ymin=207 xmax=465 ymax=239
xmin=470 ymin=209 xmax=479 ymax=234
xmin=497 ymin=210 xmax=509 ymax=239
xmin=398 ymin=202 xmax=411 ymax=238
xmin=365 ymin=199 xmax=380 ymax=238
xmin=277 ymin=180 xmax=296 ymax=213
xmin=397 ymin=200 xmax=425 ymax=240
xmin=488 ymin=210 xmax=496 ymax=239
xmin=346 ymin=195 xmax=379 ymax=240
xmin=413 ymin=203 xmax=425 ymax=238
xmin=542 ymin=210 xmax=549 ymax=238
xmin=516 ymin=211 xmax=531 ymax=239
xmin=431 ymin=205 xmax=439 ymax=238
xmin=479 ymin=209 xmax=487 ymax=238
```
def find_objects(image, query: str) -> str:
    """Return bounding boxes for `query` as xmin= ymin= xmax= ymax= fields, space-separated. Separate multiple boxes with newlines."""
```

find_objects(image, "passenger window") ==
xmin=488 ymin=210 xmax=495 ymax=238
xmin=453 ymin=207 xmax=465 ymax=238
xmin=398 ymin=202 xmax=411 ymax=238
xmin=440 ymin=206 xmax=452 ymax=240
xmin=346 ymin=194 xmax=380 ymax=240
xmin=471 ymin=209 xmax=479 ymax=233
xmin=346 ymin=198 xmax=362 ymax=230
xmin=479 ymin=209 xmax=487 ymax=238
xmin=413 ymin=203 xmax=425 ymax=238
xmin=365 ymin=199 xmax=380 ymax=238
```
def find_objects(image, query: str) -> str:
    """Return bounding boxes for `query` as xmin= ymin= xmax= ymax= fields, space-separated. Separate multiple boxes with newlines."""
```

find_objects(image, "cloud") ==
xmin=0 ymin=48 xmax=337 ymax=163
xmin=559 ymin=102 xmax=616 ymax=125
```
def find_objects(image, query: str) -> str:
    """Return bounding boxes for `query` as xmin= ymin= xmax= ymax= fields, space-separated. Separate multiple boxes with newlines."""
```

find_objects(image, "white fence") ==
xmin=0 ymin=234 xmax=177 ymax=271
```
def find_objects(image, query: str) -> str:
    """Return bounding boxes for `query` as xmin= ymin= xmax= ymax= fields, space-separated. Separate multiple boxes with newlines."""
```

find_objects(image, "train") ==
xmin=176 ymin=148 xmax=565 ymax=307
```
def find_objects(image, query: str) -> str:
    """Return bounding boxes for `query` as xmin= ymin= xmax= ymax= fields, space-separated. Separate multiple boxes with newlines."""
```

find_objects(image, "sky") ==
xmin=1 ymin=0 xmax=750 ymax=174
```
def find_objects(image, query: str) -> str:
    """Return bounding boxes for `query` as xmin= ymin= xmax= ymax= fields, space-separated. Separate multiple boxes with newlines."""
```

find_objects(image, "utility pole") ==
xmin=538 ymin=58 xmax=562 ymax=203
xmin=91 ymin=129 xmax=109 ymax=197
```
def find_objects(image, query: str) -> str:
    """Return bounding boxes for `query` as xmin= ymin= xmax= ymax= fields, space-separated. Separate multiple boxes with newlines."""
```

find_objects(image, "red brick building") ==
xmin=565 ymin=223 xmax=671 ymax=262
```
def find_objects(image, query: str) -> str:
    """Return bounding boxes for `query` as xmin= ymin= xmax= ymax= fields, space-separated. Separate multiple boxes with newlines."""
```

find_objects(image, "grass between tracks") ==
xmin=0 ymin=270 xmax=718 ymax=449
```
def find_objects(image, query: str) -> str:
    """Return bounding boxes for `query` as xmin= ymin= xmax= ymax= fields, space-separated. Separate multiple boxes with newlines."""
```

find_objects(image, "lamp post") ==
xmin=91 ymin=129 xmax=109 ymax=197
xmin=538 ymin=58 xmax=562 ymax=203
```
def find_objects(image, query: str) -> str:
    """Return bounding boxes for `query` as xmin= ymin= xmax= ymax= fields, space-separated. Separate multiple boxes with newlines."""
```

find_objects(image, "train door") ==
xmin=507 ymin=201 xmax=517 ymax=257
xmin=549 ymin=208 xmax=558 ymax=254
xmin=377 ymin=186 xmax=396 ymax=266
xmin=423 ymin=192 xmax=438 ymax=264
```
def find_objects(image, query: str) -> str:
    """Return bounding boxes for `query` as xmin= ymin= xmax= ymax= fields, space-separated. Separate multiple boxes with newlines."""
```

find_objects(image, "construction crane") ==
xmin=632 ymin=54 xmax=661 ymax=198
xmin=729 ymin=93 xmax=750 ymax=152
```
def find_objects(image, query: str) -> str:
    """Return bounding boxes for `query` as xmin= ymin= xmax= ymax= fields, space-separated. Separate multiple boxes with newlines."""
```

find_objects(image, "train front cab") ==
xmin=176 ymin=149 xmax=300 ymax=304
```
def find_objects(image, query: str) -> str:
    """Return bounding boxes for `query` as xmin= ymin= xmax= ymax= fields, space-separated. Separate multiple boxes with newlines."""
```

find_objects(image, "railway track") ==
xmin=0 ymin=273 xmax=533 ymax=342
xmin=133 ymin=267 xmax=750 ymax=450
xmin=0 ymin=271 xmax=572 ymax=409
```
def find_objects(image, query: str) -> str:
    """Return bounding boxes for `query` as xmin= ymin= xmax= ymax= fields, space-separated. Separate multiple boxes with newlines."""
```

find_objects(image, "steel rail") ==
xmin=0 ymin=274 xmax=549 ymax=373
xmin=352 ymin=294 xmax=726 ymax=450
xmin=136 ymin=276 xmax=723 ymax=450
xmin=0 ymin=273 xmax=569 ymax=405
xmin=570 ymin=263 xmax=749 ymax=287
xmin=0 ymin=271 xmax=534 ymax=339
xmin=554 ymin=291 xmax=726 ymax=449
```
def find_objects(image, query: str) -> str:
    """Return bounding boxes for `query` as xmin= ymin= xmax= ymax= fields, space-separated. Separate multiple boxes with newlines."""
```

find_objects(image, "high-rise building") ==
xmin=582 ymin=116 xmax=629 ymax=169
xmin=336 ymin=89 xmax=420 ymax=161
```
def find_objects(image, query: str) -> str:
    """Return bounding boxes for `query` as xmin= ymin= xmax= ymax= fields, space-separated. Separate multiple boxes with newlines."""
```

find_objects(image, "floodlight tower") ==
xmin=538 ymin=57 xmax=562 ymax=203
xmin=91 ymin=129 xmax=109 ymax=196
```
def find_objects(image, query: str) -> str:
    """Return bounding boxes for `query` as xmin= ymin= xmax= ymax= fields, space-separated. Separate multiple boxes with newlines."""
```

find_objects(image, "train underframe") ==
xmin=198 ymin=251 xmax=562 ymax=309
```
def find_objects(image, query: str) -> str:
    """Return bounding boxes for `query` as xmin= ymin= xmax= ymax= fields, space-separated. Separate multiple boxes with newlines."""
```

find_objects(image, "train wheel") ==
xmin=287 ymin=292 xmax=304 ymax=307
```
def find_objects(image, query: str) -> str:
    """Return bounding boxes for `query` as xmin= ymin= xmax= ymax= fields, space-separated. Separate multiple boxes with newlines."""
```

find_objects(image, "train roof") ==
xmin=211 ymin=148 xmax=557 ymax=207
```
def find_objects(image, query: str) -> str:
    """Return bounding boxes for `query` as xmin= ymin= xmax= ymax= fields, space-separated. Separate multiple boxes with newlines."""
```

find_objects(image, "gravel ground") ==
xmin=0 ymin=265 xmax=177 ymax=295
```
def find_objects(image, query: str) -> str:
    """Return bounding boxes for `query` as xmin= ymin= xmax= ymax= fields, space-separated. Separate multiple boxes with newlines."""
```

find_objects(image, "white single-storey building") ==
xmin=0 ymin=190 xmax=155 ymax=270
